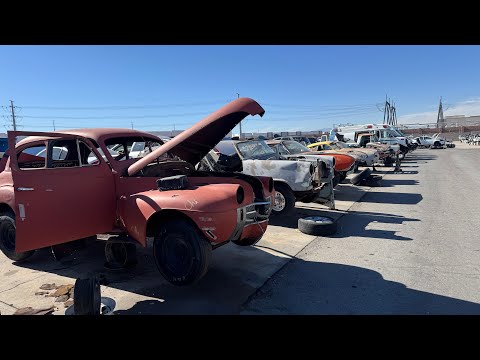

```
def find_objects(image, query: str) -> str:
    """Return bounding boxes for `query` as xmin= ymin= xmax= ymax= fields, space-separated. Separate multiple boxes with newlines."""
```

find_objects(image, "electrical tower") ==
xmin=436 ymin=97 xmax=445 ymax=128
xmin=382 ymin=96 xmax=397 ymax=126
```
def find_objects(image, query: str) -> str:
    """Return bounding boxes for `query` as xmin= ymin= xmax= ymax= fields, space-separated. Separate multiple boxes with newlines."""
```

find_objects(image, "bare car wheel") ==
xmin=0 ymin=211 xmax=35 ymax=262
xmin=271 ymin=182 xmax=296 ymax=216
xmin=298 ymin=216 xmax=337 ymax=236
xmin=153 ymin=219 xmax=212 ymax=286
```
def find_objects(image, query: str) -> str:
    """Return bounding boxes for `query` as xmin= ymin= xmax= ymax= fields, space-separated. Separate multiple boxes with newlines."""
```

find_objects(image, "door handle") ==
xmin=17 ymin=187 xmax=34 ymax=191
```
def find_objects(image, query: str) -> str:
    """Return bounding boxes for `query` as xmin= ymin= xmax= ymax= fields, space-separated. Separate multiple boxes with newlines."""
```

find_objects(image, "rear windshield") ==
xmin=283 ymin=140 xmax=311 ymax=154
xmin=104 ymin=136 xmax=163 ymax=161
xmin=215 ymin=141 xmax=237 ymax=156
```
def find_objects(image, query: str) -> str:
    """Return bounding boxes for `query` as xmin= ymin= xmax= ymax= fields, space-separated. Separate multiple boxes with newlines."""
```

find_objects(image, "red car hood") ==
xmin=128 ymin=98 xmax=265 ymax=176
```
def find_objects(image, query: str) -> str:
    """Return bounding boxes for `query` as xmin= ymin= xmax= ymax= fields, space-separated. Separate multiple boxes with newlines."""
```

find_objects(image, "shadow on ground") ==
xmin=357 ymin=190 xmax=423 ymax=205
xmin=241 ymin=260 xmax=480 ymax=315
xmin=333 ymin=210 xmax=418 ymax=241
xmin=10 ymin=238 xmax=288 ymax=315
xmin=377 ymin=179 xmax=419 ymax=187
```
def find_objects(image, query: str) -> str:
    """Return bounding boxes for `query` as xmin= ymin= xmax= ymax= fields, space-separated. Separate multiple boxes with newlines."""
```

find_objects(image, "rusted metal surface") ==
xmin=128 ymin=98 xmax=265 ymax=176
xmin=243 ymin=159 xmax=314 ymax=192
xmin=0 ymin=98 xmax=273 ymax=255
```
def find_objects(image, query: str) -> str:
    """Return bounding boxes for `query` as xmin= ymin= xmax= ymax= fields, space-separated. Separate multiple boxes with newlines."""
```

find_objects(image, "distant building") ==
xmin=444 ymin=115 xmax=480 ymax=127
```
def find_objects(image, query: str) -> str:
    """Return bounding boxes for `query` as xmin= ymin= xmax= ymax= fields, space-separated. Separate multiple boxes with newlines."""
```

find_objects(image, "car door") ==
xmin=8 ymin=131 xmax=116 ymax=252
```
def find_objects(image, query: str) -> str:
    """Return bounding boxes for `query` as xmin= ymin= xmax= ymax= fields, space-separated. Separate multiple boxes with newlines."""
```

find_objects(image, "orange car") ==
xmin=0 ymin=98 xmax=273 ymax=286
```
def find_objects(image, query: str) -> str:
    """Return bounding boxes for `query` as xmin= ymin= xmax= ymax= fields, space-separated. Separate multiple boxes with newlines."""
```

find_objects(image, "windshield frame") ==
xmin=235 ymin=140 xmax=276 ymax=160
xmin=282 ymin=140 xmax=311 ymax=154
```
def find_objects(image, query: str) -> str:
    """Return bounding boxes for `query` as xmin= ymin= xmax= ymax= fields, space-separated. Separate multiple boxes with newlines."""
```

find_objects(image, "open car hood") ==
xmin=128 ymin=98 xmax=265 ymax=176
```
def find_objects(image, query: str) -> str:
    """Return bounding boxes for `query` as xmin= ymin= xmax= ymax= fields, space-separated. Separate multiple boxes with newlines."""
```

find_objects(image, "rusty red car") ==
xmin=0 ymin=98 xmax=273 ymax=286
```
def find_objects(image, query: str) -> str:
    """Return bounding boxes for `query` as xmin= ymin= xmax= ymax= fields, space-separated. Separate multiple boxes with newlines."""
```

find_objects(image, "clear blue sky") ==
xmin=1 ymin=45 xmax=480 ymax=134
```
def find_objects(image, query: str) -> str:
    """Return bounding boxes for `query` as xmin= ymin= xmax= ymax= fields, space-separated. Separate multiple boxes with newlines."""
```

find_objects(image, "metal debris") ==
xmin=35 ymin=291 xmax=49 ymax=296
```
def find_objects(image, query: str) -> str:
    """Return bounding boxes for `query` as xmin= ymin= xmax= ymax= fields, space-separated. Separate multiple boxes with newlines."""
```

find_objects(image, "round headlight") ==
xmin=236 ymin=186 xmax=245 ymax=204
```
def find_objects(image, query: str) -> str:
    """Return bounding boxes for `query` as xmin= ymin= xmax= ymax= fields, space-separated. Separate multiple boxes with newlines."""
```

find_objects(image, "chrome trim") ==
xmin=17 ymin=187 xmax=34 ymax=191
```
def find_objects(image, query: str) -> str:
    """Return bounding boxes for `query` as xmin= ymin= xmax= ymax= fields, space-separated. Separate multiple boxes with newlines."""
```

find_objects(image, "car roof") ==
xmin=16 ymin=128 xmax=160 ymax=147
xmin=265 ymin=140 xmax=282 ymax=145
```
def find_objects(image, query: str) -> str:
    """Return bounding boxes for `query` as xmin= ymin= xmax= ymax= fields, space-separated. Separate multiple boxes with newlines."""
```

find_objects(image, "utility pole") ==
xmin=131 ymin=121 xmax=134 ymax=130
xmin=237 ymin=93 xmax=242 ymax=139
xmin=9 ymin=100 xmax=17 ymax=131
xmin=53 ymin=120 xmax=56 ymax=131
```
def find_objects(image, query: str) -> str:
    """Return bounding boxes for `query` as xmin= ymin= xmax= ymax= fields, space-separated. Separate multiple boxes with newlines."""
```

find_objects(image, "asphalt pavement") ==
xmin=243 ymin=146 xmax=480 ymax=314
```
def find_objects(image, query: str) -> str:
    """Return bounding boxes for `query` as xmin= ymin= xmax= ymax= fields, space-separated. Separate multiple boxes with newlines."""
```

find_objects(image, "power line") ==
xmin=21 ymin=111 xmax=210 ymax=120
xmin=19 ymin=100 xmax=231 ymax=110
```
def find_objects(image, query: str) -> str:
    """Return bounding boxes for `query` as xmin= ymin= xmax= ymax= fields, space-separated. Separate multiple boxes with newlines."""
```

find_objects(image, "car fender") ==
xmin=119 ymin=183 xmax=248 ymax=246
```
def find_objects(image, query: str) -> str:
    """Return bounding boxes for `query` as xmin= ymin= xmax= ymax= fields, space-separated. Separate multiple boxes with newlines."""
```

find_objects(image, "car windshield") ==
xmin=389 ymin=128 xmax=403 ymax=137
xmin=236 ymin=140 xmax=276 ymax=159
xmin=283 ymin=140 xmax=311 ymax=154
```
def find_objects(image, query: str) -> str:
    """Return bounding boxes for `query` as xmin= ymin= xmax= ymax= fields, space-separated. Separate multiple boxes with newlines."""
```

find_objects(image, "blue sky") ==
xmin=1 ymin=45 xmax=480 ymax=134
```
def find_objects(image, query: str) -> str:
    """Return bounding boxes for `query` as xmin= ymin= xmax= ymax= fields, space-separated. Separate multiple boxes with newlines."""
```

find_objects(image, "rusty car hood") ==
xmin=128 ymin=98 xmax=265 ymax=176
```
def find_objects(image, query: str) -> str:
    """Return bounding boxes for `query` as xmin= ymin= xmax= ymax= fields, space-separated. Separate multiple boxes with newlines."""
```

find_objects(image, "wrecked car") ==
xmin=353 ymin=133 xmax=399 ymax=166
xmin=198 ymin=139 xmax=336 ymax=215
xmin=265 ymin=139 xmax=356 ymax=186
xmin=0 ymin=98 xmax=274 ymax=286
xmin=306 ymin=140 xmax=379 ymax=168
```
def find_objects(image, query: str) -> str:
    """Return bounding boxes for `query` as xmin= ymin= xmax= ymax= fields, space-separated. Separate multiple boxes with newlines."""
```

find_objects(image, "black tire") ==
xmin=0 ymin=211 xmax=35 ymax=262
xmin=271 ymin=182 xmax=296 ymax=216
xmin=74 ymin=277 xmax=101 ymax=315
xmin=298 ymin=216 xmax=337 ymax=236
xmin=153 ymin=219 xmax=212 ymax=286
xmin=104 ymin=241 xmax=137 ymax=269
xmin=350 ymin=168 xmax=372 ymax=185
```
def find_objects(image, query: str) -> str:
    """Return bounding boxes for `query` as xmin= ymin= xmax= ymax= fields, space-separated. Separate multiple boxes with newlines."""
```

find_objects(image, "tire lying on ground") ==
xmin=298 ymin=216 xmax=337 ymax=236
xmin=74 ymin=277 xmax=101 ymax=315
xmin=350 ymin=168 xmax=372 ymax=185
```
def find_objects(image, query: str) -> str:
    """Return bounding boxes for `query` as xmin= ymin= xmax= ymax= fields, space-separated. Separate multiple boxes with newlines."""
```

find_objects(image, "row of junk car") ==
xmin=0 ymin=98 xmax=436 ymax=306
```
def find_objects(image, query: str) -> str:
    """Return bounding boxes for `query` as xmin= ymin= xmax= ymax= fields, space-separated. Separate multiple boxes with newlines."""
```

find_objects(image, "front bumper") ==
xmin=228 ymin=198 xmax=272 ymax=243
